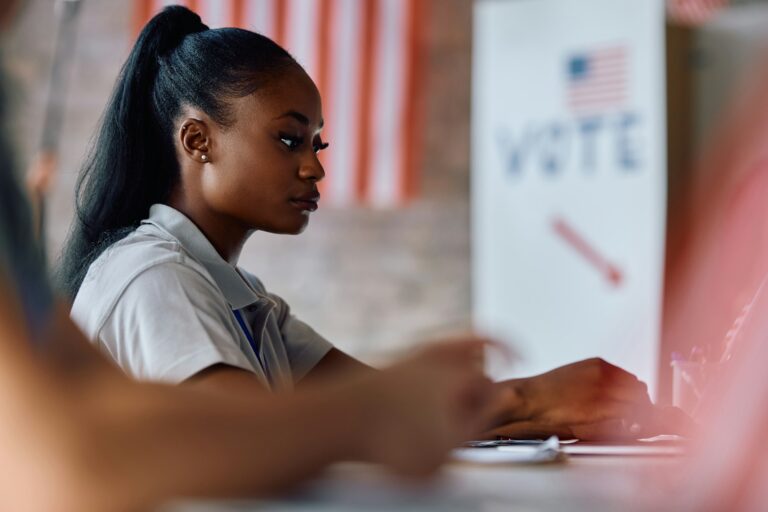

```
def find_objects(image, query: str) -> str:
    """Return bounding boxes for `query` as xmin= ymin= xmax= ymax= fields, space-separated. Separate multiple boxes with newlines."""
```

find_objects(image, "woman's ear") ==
xmin=178 ymin=118 xmax=212 ymax=164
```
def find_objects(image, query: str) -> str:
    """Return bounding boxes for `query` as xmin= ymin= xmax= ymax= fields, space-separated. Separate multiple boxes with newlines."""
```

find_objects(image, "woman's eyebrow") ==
xmin=275 ymin=110 xmax=324 ymax=128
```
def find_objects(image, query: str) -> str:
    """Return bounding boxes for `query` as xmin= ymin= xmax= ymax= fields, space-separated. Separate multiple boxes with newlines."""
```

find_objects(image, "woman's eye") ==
xmin=279 ymin=136 xmax=302 ymax=149
xmin=313 ymin=141 xmax=330 ymax=154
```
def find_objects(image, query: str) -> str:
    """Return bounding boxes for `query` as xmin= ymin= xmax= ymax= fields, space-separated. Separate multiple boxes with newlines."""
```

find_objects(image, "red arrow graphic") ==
xmin=551 ymin=216 xmax=624 ymax=287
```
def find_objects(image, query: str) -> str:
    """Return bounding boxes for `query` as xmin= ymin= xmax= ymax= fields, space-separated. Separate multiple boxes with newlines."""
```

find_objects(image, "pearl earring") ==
xmin=201 ymin=154 xmax=208 ymax=162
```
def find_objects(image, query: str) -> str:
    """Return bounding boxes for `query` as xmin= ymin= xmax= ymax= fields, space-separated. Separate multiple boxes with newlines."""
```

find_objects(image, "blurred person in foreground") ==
xmin=653 ymin=275 xmax=768 ymax=512
xmin=636 ymin=43 xmax=768 ymax=512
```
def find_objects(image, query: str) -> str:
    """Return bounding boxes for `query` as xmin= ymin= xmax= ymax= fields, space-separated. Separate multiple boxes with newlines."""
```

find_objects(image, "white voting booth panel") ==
xmin=471 ymin=0 xmax=666 ymax=393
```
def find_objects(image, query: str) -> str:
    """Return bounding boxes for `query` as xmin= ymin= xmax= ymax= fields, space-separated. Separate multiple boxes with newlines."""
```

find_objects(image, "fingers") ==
xmin=563 ymin=405 xmax=695 ymax=441
xmin=481 ymin=407 xmax=693 ymax=444
xmin=584 ymin=398 xmax=660 ymax=427
xmin=569 ymin=419 xmax=639 ymax=441
xmin=482 ymin=421 xmax=575 ymax=440
xmin=569 ymin=409 xmax=687 ymax=441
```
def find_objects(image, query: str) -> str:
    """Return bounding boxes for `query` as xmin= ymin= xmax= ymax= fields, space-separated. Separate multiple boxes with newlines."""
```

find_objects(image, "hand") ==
xmin=483 ymin=406 xmax=694 ymax=441
xmin=484 ymin=358 xmax=694 ymax=440
xmin=354 ymin=339 xmax=498 ymax=476
xmin=566 ymin=405 xmax=695 ymax=440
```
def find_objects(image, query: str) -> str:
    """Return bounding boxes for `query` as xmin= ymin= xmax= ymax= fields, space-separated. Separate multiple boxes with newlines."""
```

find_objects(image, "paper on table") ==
xmin=453 ymin=436 xmax=564 ymax=464
xmin=509 ymin=436 xmax=688 ymax=457
xmin=556 ymin=443 xmax=685 ymax=456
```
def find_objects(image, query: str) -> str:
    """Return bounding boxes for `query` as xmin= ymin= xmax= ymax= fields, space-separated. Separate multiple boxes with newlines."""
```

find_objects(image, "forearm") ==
xmin=298 ymin=348 xmax=374 ymax=387
xmin=6 ymin=304 xmax=376 ymax=511
xmin=86 ymin=375 xmax=373 ymax=510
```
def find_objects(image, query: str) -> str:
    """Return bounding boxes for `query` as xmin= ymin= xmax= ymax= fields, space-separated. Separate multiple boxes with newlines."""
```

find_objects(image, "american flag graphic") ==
xmin=565 ymin=46 xmax=628 ymax=113
xmin=134 ymin=0 xmax=426 ymax=208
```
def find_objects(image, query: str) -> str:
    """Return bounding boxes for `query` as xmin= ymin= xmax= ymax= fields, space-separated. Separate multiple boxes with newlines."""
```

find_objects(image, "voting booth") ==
xmin=471 ymin=0 xmax=667 ymax=393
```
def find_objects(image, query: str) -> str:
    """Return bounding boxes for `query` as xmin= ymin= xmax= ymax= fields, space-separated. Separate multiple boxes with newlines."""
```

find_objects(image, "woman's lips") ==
xmin=290 ymin=198 xmax=319 ymax=212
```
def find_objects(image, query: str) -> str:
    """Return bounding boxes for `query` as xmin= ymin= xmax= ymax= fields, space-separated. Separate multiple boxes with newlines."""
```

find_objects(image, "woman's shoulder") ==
xmin=83 ymin=227 xmax=188 ymax=286
xmin=71 ymin=228 xmax=217 ymax=336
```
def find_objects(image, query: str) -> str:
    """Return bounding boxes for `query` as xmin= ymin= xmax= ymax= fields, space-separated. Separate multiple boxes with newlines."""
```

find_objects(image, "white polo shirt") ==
xmin=71 ymin=204 xmax=333 ymax=389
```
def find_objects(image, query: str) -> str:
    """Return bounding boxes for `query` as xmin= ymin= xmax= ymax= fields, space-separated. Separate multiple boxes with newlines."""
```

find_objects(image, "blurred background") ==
xmin=4 ymin=0 xmax=768 ymax=403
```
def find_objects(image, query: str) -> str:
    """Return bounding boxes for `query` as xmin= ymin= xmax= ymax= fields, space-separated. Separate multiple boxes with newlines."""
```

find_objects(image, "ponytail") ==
xmin=57 ymin=6 xmax=296 ymax=299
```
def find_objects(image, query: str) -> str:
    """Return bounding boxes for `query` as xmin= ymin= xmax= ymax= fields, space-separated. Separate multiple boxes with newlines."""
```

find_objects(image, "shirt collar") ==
xmin=143 ymin=204 xmax=259 ymax=309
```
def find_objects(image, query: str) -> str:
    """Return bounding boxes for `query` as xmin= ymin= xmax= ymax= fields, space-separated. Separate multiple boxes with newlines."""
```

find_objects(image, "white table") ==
xmin=167 ymin=453 xmax=682 ymax=512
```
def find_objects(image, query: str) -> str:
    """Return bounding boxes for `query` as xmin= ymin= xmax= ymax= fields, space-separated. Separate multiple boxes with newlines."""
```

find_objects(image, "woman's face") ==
xmin=202 ymin=65 xmax=327 ymax=235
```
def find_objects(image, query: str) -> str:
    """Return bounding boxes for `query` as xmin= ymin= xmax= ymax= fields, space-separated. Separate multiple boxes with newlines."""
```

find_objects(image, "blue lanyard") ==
xmin=232 ymin=309 xmax=270 ymax=377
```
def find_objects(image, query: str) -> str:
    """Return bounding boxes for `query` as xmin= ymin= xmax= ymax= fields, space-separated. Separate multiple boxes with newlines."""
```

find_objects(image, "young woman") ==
xmin=60 ymin=6 xmax=686 ymax=440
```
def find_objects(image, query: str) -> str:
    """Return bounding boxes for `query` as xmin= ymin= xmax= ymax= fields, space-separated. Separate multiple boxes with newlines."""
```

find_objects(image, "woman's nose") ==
xmin=299 ymin=154 xmax=325 ymax=182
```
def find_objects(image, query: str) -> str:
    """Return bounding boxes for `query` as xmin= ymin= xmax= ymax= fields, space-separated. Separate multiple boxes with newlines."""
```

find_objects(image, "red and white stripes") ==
xmin=666 ymin=0 xmax=729 ymax=26
xmin=134 ymin=0 xmax=426 ymax=208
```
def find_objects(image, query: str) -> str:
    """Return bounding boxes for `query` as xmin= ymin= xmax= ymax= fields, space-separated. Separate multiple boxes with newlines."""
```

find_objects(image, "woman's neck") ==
xmin=165 ymin=197 xmax=250 ymax=265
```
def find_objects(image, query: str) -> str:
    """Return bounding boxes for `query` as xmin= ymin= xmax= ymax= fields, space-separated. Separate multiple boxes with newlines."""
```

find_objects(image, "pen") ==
xmin=720 ymin=273 xmax=768 ymax=362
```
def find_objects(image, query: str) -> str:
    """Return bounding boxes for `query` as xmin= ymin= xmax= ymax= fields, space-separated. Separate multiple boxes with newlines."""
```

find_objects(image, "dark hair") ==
xmin=56 ymin=6 xmax=297 ymax=299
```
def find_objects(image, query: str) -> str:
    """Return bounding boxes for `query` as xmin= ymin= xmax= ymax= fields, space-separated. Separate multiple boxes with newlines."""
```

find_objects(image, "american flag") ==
xmin=565 ymin=46 xmax=628 ymax=113
xmin=666 ymin=0 xmax=729 ymax=26
xmin=134 ymin=0 xmax=426 ymax=208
